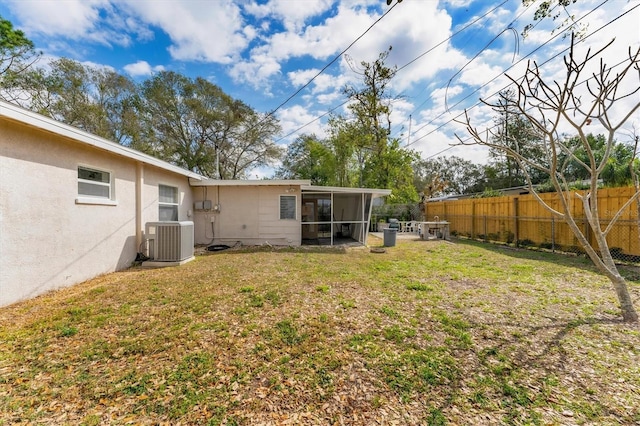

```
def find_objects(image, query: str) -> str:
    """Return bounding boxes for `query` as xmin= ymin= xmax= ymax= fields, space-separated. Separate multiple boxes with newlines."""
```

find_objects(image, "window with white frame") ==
xmin=78 ymin=166 xmax=111 ymax=199
xmin=280 ymin=195 xmax=296 ymax=220
xmin=159 ymin=184 xmax=179 ymax=221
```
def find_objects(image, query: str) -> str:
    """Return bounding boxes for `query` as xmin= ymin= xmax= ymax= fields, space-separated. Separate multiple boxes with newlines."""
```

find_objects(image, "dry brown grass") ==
xmin=1 ymin=237 xmax=639 ymax=425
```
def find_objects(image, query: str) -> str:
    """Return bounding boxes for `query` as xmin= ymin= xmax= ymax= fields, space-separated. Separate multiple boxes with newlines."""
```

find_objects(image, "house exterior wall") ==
xmin=192 ymin=185 xmax=300 ymax=246
xmin=0 ymin=119 xmax=192 ymax=307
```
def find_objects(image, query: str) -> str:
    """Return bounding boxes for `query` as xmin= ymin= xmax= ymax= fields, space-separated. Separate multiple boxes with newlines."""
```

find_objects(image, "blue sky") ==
xmin=1 ymin=0 xmax=638 ymax=177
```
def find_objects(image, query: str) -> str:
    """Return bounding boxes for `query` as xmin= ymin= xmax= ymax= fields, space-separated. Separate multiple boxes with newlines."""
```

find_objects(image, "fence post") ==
xmin=513 ymin=197 xmax=519 ymax=247
xmin=471 ymin=201 xmax=476 ymax=239
xmin=551 ymin=217 xmax=555 ymax=253
xmin=484 ymin=215 xmax=488 ymax=242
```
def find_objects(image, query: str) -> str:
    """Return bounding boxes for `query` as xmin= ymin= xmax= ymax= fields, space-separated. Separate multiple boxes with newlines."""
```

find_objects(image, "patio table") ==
xmin=417 ymin=221 xmax=450 ymax=240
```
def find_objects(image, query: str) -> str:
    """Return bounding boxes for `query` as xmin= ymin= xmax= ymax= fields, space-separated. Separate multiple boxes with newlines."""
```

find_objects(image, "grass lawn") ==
xmin=1 ymin=236 xmax=639 ymax=425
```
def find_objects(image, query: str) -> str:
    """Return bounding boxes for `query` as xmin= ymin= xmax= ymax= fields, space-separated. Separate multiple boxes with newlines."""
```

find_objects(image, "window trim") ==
xmin=158 ymin=184 xmax=179 ymax=221
xmin=279 ymin=194 xmax=297 ymax=220
xmin=76 ymin=165 xmax=117 ymax=205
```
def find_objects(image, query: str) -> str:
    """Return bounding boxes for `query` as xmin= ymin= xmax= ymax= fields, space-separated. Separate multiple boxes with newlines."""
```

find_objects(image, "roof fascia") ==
xmin=190 ymin=178 xmax=312 ymax=187
xmin=300 ymin=185 xmax=392 ymax=196
xmin=0 ymin=100 xmax=202 ymax=180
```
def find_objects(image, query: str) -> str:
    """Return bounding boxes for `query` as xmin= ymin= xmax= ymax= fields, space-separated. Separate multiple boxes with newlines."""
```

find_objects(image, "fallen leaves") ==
xmin=1 ymin=240 xmax=639 ymax=425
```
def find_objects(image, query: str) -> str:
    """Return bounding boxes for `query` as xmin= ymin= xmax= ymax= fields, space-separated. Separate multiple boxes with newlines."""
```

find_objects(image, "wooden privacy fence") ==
xmin=424 ymin=187 xmax=640 ymax=260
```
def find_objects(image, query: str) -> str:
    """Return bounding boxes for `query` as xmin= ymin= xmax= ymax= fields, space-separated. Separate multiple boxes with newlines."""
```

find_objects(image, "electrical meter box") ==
xmin=194 ymin=200 xmax=212 ymax=211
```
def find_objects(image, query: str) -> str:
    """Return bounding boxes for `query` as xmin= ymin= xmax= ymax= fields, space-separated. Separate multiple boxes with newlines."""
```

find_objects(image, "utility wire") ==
xmin=413 ymin=0 xmax=626 ymax=152
xmin=277 ymin=0 xmax=510 ymax=144
xmin=273 ymin=100 xmax=349 ymax=143
xmin=421 ymin=53 xmax=634 ymax=160
xmin=441 ymin=0 xmax=539 ymax=113
xmin=391 ymin=0 xmax=579 ymax=140
xmin=406 ymin=0 xmax=617 ymax=149
xmin=397 ymin=0 xmax=510 ymax=74
xmin=399 ymin=0 xmax=556 ymax=140
xmin=392 ymin=0 xmax=511 ymax=125
xmin=265 ymin=1 xmax=401 ymax=121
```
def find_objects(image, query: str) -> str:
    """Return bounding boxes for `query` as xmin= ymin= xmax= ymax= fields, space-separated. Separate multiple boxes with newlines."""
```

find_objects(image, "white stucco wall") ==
xmin=192 ymin=185 xmax=300 ymax=246
xmin=0 ymin=119 xmax=193 ymax=307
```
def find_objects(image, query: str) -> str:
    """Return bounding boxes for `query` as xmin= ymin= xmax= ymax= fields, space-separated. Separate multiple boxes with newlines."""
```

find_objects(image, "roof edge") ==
xmin=0 ymin=100 xmax=202 ymax=180
xmin=301 ymin=185 xmax=392 ymax=196
xmin=191 ymin=178 xmax=312 ymax=187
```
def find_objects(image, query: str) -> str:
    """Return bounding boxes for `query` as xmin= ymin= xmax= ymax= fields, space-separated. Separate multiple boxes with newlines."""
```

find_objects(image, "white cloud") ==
xmin=121 ymin=0 xmax=250 ymax=64
xmin=3 ymin=0 xmax=131 ymax=47
xmin=245 ymin=0 xmax=335 ymax=32
xmin=2 ymin=0 xmax=636 ymax=168
xmin=277 ymin=104 xmax=328 ymax=141
xmin=444 ymin=0 xmax=474 ymax=8
xmin=3 ymin=0 xmax=251 ymax=63
xmin=230 ymin=2 xmax=383 ymax=87
xmin=123 ymin=60 xmax=165 ymax=77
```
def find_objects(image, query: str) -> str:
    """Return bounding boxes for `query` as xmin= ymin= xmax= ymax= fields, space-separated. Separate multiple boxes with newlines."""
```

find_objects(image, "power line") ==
xmin=266 ymin=1 xmax=402 ymax=121
xmin=391 ymin=0 xmax=511 ymax=128
xmin=396 ymin=0 xmax=564 ymax=130
xmin=421 ymin=50 xmax=635 ymax=161
xmin=273 ymin=100 xmax=348 ymax=144
xmin=276 ymin=0 xmax=511 ymax=144
xmin=406 ymin=0 xmax=617 ymax=149
xmin=397 ymin=0 xmax=510 ymax=75
xmin=402 ymin=0 xmax=586 ymax=143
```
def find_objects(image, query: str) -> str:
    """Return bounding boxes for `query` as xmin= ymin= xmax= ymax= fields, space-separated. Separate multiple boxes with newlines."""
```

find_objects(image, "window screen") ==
xmin=159 ymin=184 xmax=179 ymax=221
xmin=78 ymin=166 xmax=111 ymax=199
xmin=280 ymin=195 xmax=296 ymax=220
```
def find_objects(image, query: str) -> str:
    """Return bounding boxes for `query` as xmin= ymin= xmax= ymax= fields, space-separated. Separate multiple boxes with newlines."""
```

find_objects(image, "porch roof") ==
xmin=301 ymin=185 xmax=391 ymax=197
xmin=189 ymin=178 xmax=391 ymax=197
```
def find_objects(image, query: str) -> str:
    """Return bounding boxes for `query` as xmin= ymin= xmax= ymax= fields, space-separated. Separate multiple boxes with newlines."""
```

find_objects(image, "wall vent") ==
xmin=145 ymin=221 xmax=194 ymax=262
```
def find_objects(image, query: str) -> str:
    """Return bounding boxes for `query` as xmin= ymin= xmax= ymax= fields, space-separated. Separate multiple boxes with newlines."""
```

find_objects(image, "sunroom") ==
xmin=300 ymin=185 xmax=391 ymax=246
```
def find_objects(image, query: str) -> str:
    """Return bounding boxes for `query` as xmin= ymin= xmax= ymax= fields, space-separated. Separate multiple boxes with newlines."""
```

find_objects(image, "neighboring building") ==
xmin=0 ymin=101 xmax=390 ymax=307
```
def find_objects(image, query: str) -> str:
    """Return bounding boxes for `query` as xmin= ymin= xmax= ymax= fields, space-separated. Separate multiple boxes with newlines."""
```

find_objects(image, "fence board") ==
xmin=425 ymin=187 xmax=640 ymax=258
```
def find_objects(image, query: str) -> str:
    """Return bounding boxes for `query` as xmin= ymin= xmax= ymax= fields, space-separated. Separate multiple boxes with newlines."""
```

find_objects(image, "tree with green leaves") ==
xmin=522 ymin=0 xmax=586 ymax=39
xmin=0 ymin=16 xmax=40 ymax=101
xmin=5 ymin=58 xmax=140 ymax=145
xmin=558 ymin=133 xmax=638 ymax=188
xmin=218 ymin=108 xmax=283 ymax=179
xmin=342 ymin=48 xmax=396 ymax=186
xmin=489 ymin=90 xmax=549 ymax=189
xmin=340 ymin=48 xmax=417 ymax=201
xmin=279 ymin=48 xmax=417 ymax=200
xmin=275 ymin=134 xmax=337 ymax=186
xmin=413 ymin=156 xmax=486 ymax=197
xmin=139 ymin=71 xmax=282 ymax=178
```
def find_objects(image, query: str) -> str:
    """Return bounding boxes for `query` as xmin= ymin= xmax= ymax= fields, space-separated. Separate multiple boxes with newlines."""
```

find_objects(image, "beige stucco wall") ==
xmin=192 ymin=185 xmax=300 ymax=246
xmin=0 ymin=119 xmax=193 ymax=307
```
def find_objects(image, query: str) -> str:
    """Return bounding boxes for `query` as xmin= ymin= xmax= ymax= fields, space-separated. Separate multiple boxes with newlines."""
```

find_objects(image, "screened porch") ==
xmin=300 ymin=186 xmax=389 ymax=246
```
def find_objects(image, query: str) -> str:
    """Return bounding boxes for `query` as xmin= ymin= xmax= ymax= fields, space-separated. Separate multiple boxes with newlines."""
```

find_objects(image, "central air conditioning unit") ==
xmin=145 ymin=221 xmax=194 ymax=262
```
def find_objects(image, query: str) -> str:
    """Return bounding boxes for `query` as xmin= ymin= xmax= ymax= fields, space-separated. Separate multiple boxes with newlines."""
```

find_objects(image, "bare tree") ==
xmin=458 ymin=36 xmax=640 ymax=322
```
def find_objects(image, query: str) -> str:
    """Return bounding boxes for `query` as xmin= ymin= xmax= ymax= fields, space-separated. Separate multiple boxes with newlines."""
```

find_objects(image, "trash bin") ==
xmin=383 ymin=228 xmax=397 ymax=247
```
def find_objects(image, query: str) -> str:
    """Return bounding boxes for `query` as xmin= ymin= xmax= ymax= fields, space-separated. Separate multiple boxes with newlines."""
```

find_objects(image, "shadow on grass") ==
xmin=454 ymin=238 xmax=640 ymax=284
xmin=425 ymin=315 xmax=636 ymax=424
xmin=198 ymin=244 xmax=350 ymax=256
